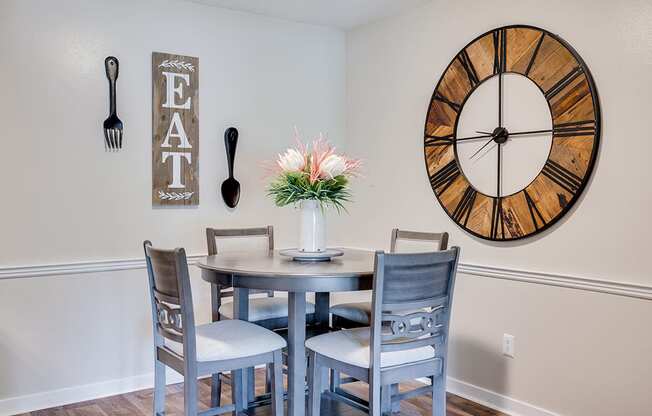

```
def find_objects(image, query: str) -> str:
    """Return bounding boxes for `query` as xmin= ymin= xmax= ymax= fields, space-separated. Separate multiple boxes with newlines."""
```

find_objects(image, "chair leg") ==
xmin=210 ymin=373 xmax=221 ymax=408
xmin=307 ymin=350 xmax=321 ymax=416
xmin=369 ymin=381 xmax=382 ymax=416
xmin=271 ymin=350 xmax=284 ymax=416
xmin=232 ymin=369 xmax=245 ymax=413
xmin=432 ymin=374 xmax=446 ymax=416
xmin=381 ymin=384 xmax=392 ymax=414
xmin=183 ymin=376 xmax=198 ymax=415
xmin=265 ymin=363 xmax=273 ymax=394
xmin=390 ymin=383 xmax=400 ymax=413
xmin=247 ymin=367 xmax=255 ymax=404
xmin=329 ymin=369 xmax=340 ymax=392
xmin=153 ymin=360 xmax=166 ymax=416
xmin=320 ymin=366 xmax=330 ymax=394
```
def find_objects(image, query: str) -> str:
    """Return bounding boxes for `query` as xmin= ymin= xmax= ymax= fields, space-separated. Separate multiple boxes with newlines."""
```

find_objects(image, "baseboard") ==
xmin=446 ymin=376 xmax=560 ymax=416
xmin=0 ymin=371 xmax=184 ymax=416
xmin=0 ymin=365 xmax=272 ymax=416
xmin=1 ymin=372 xmax=560 ymax=416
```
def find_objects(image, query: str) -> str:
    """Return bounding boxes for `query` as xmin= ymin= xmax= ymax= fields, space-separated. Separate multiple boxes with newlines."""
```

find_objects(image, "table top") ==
xmin=197 ymin=248 xmax=376 ymax=292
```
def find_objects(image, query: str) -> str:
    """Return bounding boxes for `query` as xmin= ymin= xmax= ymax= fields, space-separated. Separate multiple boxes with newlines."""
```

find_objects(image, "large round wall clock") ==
xmin=424 ymin=25 xmax=600 ymax=241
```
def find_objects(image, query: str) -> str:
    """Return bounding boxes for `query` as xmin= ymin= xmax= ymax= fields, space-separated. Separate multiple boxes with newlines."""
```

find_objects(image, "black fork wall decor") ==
xmin=103 ymin=56 xmax=124 ymax=151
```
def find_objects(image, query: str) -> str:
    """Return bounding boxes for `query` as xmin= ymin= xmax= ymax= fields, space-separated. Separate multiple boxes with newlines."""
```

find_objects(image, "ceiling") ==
xmin=187 ymin=0 xmax=430 ymax=30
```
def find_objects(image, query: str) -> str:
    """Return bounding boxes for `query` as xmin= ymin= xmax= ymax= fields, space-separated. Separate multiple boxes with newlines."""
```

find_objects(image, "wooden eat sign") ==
xmin=152 ymin=52 xmax=199 ymax=206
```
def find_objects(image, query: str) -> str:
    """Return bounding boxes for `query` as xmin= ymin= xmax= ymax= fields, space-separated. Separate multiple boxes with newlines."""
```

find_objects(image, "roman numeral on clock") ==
xmin=524 ymin=190 xmax=546 ymax=231
xmin=493 ymin=28 xmax=507 ymax=74
xmin=544 ymin=66 xmax=584 ymax=99
xmin=433 ymin=92 xmax=461 ymax=113
xmin=429 ymin=160 xmax=460 ymax=195
xmin=490 ymin=197 xmax=505 ymax=239
xmin=458 ymin=50 xmax=479 ymax=87
xmin=553 ymin=120 xmax=596 ymax=137
xmin=452 ymin=186 xmax=477 ymax=226
xmin=425 ymin=134 xmax=454 ymax=147
xmin=525 ymin=33 xmax=545 ymax=76
xmin=541 ymin=160 xmax=582 ymax=193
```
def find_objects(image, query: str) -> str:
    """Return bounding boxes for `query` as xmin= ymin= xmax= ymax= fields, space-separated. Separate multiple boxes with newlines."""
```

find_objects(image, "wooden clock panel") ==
xmin=424 ymin=25 xmax=600 ymax=241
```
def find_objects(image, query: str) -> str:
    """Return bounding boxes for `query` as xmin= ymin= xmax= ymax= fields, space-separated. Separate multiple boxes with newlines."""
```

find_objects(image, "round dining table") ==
xmin=198 ymin=248 xmax=375 ymax=416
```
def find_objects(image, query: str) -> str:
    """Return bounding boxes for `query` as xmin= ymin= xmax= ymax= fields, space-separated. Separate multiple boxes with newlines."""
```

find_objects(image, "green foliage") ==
xmin=267 ymin=172 xmax=351 ymax=212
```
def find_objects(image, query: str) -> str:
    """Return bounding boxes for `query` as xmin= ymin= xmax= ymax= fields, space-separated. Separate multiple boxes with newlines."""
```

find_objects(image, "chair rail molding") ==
xmin=457 ymin=263 xmax=652 ymax=300
xmin=1 ymin=253 xmax=650 ymax=300
xmin=0 ymin=255 xmax=205 ymax=280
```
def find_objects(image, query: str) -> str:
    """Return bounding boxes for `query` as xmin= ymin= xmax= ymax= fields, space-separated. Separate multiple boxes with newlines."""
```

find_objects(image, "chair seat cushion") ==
xmin=167 ymin=319 xmax=286 ymax=362
xmin=219 ymin=297 xmax=315 ymax=321
xmin=305 ymin=327 xmax=435 ymax=369
xmin=330 ymin=301 xmax=372 ymax=325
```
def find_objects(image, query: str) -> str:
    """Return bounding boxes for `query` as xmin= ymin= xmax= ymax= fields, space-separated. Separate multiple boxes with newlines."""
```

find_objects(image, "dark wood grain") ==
xmin=17 ymin=369 xmax=505 ymax=416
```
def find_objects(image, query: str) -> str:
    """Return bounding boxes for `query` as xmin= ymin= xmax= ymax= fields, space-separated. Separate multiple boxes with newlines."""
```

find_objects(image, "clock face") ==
xmin=424 ymin=25 xmax=600 ymax=241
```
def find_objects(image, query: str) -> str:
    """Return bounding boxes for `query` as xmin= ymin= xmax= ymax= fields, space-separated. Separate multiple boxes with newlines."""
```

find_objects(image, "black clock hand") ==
xmin=425 ymin=133 xmax=494 ymax=145
xmin=476 ymin=129 xmax=553 ymax=136
xmin=469 ymin=136 xmax=496 ymax=159
xmin=497 ymin=142 xmax=502 ymax=198
xmin=498 ymin=72 xmax=503 ymax=128
xmin=455 ymin=133 xmax=494 ymax=142
xmin=509 ymin=129 xmax=552 ymax=136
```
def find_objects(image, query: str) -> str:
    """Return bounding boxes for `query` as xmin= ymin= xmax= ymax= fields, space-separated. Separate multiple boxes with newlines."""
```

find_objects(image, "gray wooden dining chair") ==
xmin=330 ymin=228 xmax=449 ymax=329
xmin=307 ymin=248 xmax=460 ymax=416
xmin=206 ymin=226 xmax=316 ymax=328
xmin=144 ymin=241 xmax=286 ymax=415
xmin=206 ymin=226 xmax=316 ymax=405
xmin=329 ymin=228 xmax=450 ymax=407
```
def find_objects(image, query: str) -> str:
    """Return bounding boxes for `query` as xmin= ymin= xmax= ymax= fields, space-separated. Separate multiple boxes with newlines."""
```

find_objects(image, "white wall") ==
xmin=0 ymin=0 xmax=345 ymax=412
xmin=2 ymin=0 xmax=652 ymax=415
xmin=0 ymin=0 xmax=346 ymax=266
xmin=336 ymin=0 xmax=652 ymax=415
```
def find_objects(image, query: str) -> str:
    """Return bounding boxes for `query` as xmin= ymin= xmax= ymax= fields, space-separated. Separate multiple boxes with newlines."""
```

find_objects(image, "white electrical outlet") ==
xmin=503 ymin=333 xmax=515 ymax=358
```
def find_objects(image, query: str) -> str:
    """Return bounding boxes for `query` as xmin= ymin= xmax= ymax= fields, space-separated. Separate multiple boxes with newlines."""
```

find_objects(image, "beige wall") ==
xmin=0 ymin=0 xmax=346 ymax=266
xmin=0 ymin=0 xmax=345 ymax=412
xmin=334 ymin=0 xmax=652 ymax=414
xmin=2 ymin=0 xmax=652 ymax=415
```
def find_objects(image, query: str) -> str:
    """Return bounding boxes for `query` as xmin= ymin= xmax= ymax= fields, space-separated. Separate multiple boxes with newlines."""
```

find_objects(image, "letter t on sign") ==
xmin=152 ymin=52 xmax=199 ymax=206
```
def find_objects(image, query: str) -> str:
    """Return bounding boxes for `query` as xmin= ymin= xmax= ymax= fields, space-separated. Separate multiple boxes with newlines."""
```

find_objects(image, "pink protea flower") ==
xmin=277 ymin=148 xmax=305 ymax=172
xmin=308 ymin=134 xmax=336 ymax=183
xmin=343 ymin=157 xmax=363 ymax=177
xmin=266 ymin=129 xmax=363 ymax=210
xmin=265 ymin=129 xmax=361 ymax=182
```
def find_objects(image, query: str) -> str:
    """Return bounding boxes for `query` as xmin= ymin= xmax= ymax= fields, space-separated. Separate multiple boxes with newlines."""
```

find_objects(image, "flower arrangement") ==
xmin=267 ymin=134 xmax=361 ymax=212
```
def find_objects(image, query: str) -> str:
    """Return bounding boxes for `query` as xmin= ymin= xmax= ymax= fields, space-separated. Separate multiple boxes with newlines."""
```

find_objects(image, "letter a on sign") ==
xmin=152 ymin=52 xmax=199 ymax=206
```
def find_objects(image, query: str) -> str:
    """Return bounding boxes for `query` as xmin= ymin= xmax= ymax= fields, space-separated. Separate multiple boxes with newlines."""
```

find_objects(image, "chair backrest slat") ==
xmin=144 ymin=241 xmax=197 ymax=351
xmin=383 ymin=295 xmax=448 ymax=312
xmin=206 ymin=226 xmax=275 ymax=299
xmin=206 ymin=226 xmax=274 ymax=256
xmin=153 ymin=287 xmax=181 ymax=305
xmin=381 ymin=249 xmax=456 ymax=306
xmin=390 ymin=228 xmax=449 ymax=253
xmin=370 ymin=248 xmax=460 ymax=362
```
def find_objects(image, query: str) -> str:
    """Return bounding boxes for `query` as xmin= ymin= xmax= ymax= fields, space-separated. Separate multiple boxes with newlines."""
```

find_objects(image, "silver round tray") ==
xmin=279 ymin=248 xmax=344 ymax=262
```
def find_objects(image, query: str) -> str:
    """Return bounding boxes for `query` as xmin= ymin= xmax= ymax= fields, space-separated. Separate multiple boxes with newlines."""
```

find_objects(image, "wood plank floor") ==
xmin=20 ymin=370 xmax=505 ymax=416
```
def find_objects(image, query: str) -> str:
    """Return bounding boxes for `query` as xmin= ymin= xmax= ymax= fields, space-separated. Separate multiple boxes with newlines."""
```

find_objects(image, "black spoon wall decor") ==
xmin=221 ymin=127 xmax=241 ymax=208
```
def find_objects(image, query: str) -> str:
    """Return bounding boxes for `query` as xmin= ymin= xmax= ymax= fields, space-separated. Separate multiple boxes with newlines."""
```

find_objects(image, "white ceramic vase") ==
xmin=299 ymin=200 xmax=326 ymax=252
